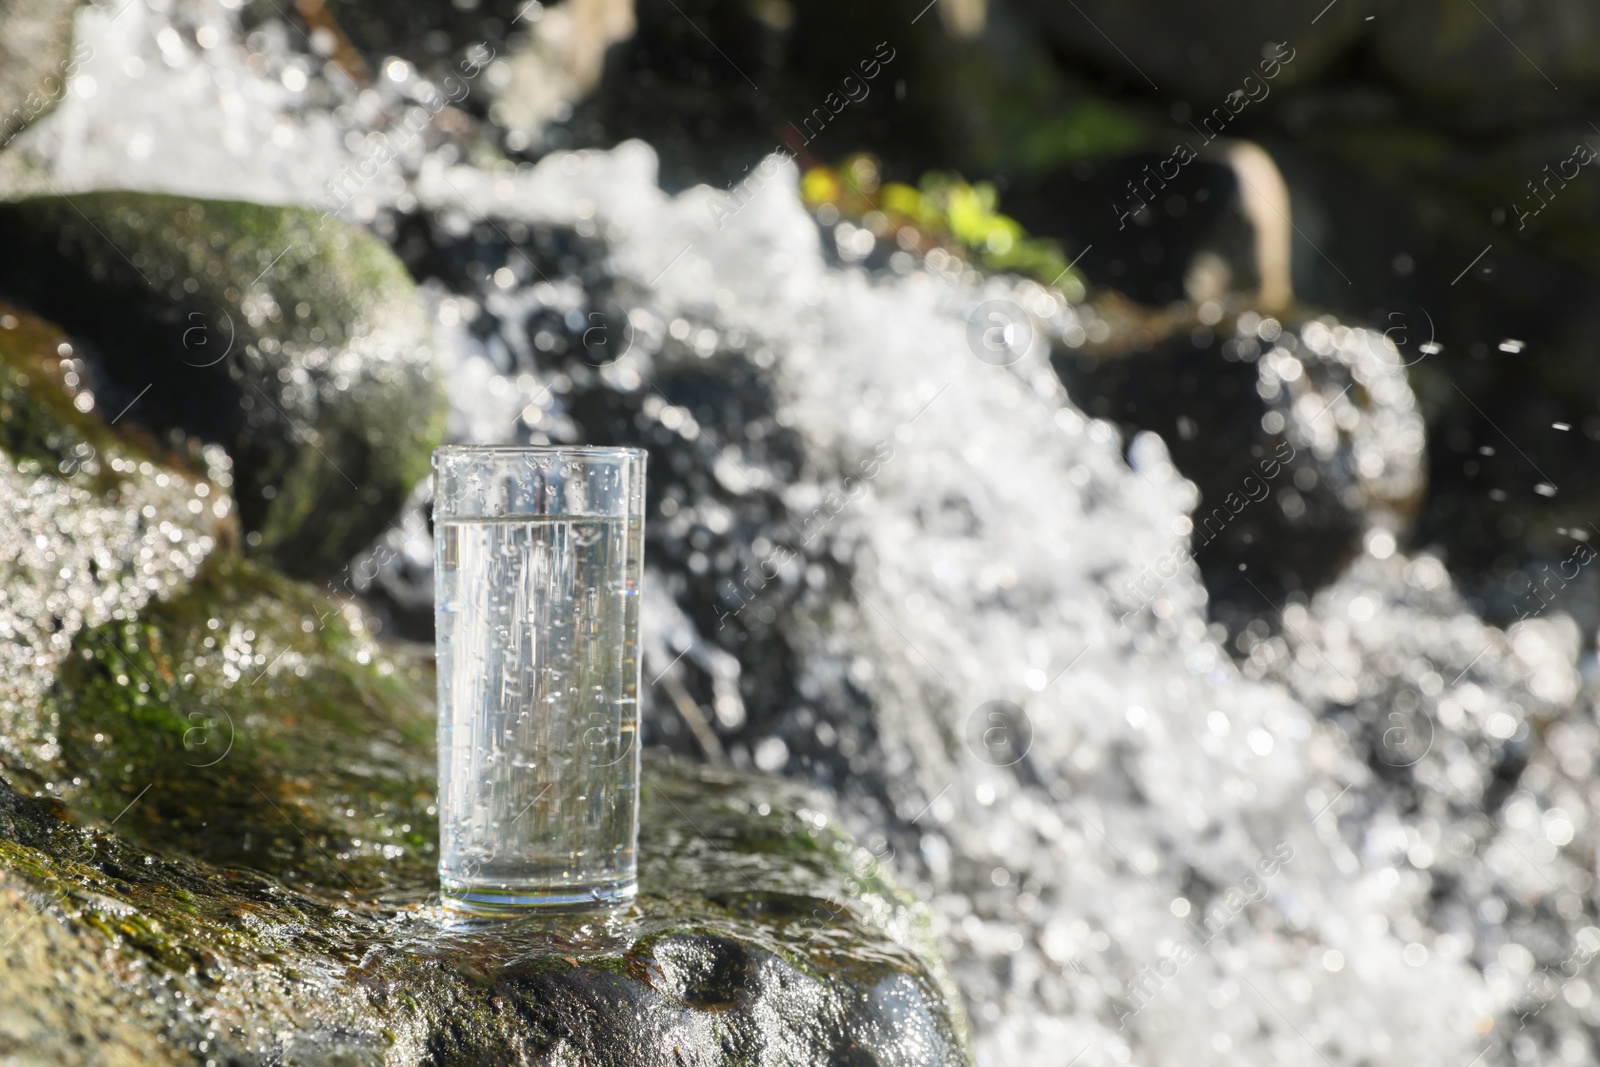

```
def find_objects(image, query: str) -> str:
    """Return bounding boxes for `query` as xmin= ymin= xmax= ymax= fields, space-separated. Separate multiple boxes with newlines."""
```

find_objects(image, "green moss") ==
xmin=1017 ymin=100 xmax=1149 ymax=170
xmin=38 ymin=553 xmax=437 ymax=898
xmin=41 ymin=194 xmax=416 ymax=341
xmin=802 ymin=154 xmax=1086 ymax=299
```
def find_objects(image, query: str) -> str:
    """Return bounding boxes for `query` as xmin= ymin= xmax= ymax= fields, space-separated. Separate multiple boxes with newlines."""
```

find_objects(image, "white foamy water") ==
xmin=20 ymin=5 xmax=1600 ymax=1064
xmin=415 ymin=148 xmax=1505 ymax=1065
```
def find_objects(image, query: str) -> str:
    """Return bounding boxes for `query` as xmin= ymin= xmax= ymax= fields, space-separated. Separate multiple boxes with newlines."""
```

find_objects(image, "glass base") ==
xmin=440 ymin=876 xmax=637 ymax=915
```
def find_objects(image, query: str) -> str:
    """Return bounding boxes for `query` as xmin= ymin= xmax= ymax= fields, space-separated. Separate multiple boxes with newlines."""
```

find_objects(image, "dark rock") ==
xmin=308 ymin=0 xmax=527 ymax=85
xmin=0 ymin=192 xmax=445 ymax=579
xmin=1371 ymin=0 xmax=1600 ymax=127
xmin=1002 ymin=148 xmax=1270 ymax=308
xmin=1259 ymin=134 xmax=1600 ymax=619
xmin=576 ymin=0 xmax=1147 ymax=188
xmin=1056 ymin=301 xmax=1425 ymax=617
xmin=580 ymin=0 xmax=939 ymax=188
xmin=0 ymin=0 xmax=84 ymax=150
xmin=1007 ymin=0 xmax=1372 ymax=100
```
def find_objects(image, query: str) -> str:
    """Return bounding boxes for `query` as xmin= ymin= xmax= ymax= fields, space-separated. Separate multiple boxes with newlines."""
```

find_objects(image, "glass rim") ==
xmin=433 ymin=444 xmax=647 ymax=459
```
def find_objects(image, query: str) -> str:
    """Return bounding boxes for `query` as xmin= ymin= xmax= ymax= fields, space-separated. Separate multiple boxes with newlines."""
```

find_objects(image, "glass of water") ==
xmin=432 ymin=445 xmax=646 ymax=912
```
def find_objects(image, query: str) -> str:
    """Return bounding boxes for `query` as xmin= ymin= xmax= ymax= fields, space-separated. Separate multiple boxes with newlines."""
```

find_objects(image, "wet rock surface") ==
xmin=0 ymin=749 xmax=968 ymax=1066
xmin=0 ymin=192 xmax=444 ymax=579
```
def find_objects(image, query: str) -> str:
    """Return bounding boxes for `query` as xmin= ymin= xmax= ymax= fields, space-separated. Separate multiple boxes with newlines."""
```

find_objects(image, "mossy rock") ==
xmin=4 ymin=620 xmax=971 ymax=1064
xmin=0 ymin=192 xmax=446 ymax=579
xmin=0 ymin=751 xmax=971 ymax=1065
xmin=38 ymin=554 xmax=439 ymax=898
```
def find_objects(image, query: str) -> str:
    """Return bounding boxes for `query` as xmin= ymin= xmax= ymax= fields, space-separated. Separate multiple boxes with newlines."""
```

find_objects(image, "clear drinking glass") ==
xmin=432 ymin=445 xmax=646 ymax=912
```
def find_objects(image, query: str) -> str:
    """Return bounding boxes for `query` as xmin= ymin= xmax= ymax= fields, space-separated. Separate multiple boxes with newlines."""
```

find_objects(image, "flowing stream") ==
xmin=15 ymin=4 xmax=1600 ymax=1064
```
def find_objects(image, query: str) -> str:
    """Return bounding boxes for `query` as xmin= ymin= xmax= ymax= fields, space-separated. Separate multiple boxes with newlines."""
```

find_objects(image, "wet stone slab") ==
xmin=0 ymin=753 xmax=969 ymax=1066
